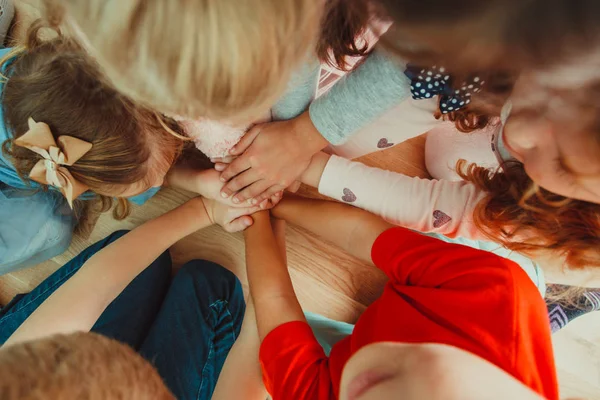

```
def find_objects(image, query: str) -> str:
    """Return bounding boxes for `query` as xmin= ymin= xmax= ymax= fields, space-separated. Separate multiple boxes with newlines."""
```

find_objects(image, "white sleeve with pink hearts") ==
xmin=318 ymin=155 xmax=488 ymax=240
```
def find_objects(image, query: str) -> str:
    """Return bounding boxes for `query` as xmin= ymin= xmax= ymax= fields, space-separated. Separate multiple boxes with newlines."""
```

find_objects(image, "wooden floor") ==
xmin=1 ymin=135 xmax=599 ymax=399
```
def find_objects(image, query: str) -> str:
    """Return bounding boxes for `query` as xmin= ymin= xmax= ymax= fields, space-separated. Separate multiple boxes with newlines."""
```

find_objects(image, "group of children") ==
xmin=0 ymin=0 xmax=599 ymax=398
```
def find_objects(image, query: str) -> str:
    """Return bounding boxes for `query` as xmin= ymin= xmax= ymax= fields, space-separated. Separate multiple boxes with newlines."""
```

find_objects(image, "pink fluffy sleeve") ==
xmin=318 ymin=155 xmax=487 ymax=240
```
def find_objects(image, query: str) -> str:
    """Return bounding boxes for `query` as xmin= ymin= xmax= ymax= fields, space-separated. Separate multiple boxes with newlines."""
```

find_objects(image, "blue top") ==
xmin=0 ymin=47 xmax=159 ymax=205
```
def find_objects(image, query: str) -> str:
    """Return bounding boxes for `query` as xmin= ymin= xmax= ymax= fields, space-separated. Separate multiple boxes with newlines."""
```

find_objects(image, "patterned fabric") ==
xmin=546 ymin=285 xmax=600 ymax=333
xmin=404 ymin=65 xmax=484 ymax=114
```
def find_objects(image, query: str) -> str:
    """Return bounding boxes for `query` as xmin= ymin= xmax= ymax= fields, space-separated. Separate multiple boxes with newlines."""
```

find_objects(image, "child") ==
xmin=372 ymin=0 xmax=600 ymax=205
xmin=0 ymin=196 xmax=558 ymax=400
xmin=50 ymin=0 xmax=412 ymax=204
xmin=243 ymin=197 xmax=558 ymax=400
xmin=0 ymin=195 xmax=259 ymax=399
xmin=0 ymin=26 xmax=253 ymax=273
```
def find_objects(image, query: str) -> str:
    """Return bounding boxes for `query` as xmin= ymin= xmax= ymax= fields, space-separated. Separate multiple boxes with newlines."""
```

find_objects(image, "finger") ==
xmin=269 ymin=191 xmax=283 ymax=206
xmin=220 ymin=155 xmax=252 ymax=183
xmin=259 ymin=199 xmax=271 ymax=210
xmin=229 ymin=205 xmax=262 ymax=219
xmin=214 ymin=162 xmax=228 ymax=172
xmin=210 ymin=155 xmax=236 ymax=164
xmin=288 ymin=181 xmax=301 ymax=193
xmin=225 ymin=215 xmax=255 ymax=233
xmin=233 ymin=180 xmax=272 ymax=205
xmin=221 ymin=170 xmax=261 ymax=201
xmin=229 ymin=125 xmax=262 ymax=156
xmin=252 ymin=185 xmax=286 ymax=205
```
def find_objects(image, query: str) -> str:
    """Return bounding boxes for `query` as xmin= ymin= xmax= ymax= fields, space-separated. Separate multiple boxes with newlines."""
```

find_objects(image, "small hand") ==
xmin=196 ymin=169 xmax=243 ymax=207
xmin=218 ymin=111 xmax=328 ymax=206
xmin=205 ymin=166 xmax=283 ymax=210
xmin=201 ymin=197 xmax=261 ymax=232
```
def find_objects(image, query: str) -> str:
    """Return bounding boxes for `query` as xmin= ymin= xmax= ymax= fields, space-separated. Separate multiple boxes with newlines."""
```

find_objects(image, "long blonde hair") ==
xmin=50 ymin=0 xmax=323 ymax=124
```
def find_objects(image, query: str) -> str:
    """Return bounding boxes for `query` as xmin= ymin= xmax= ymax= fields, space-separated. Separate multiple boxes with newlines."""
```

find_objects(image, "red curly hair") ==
xmin=458 ymin=160 xmax=600 ymax=269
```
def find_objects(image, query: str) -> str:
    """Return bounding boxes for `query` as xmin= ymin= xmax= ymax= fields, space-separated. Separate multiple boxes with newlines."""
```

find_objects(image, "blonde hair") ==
xmin=0 ymin=332 xmax=174 ymax=400
xmin=52 ymin=0 xmax=323 ymax=124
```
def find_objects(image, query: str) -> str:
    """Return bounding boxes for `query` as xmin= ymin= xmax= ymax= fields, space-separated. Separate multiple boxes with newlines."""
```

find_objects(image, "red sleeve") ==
xmin=371 ymin=227 xmax=517 ymax=288
xmin=259 ymin=321 xmax=334 ymax=400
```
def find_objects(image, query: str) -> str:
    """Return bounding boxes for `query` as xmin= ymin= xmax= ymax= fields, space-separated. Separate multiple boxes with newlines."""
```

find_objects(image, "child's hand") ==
xmin=198 ymin=169 xmax=283 ymax=210
xmin=201 ymin=197 xmax=260 ymax=233
xmin=217 ymin=111 xmax=328 ymax=205
xmin=196 ymin=169 xmax=244 ymax=207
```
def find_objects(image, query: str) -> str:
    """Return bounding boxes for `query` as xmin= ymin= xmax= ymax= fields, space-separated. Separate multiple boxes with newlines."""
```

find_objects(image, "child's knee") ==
xmin=175 ymin=261 xmax=244 ymax=307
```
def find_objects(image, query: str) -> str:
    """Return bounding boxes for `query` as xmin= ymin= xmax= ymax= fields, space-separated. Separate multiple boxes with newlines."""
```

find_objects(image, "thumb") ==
xmin=230 ymin=125 xmax=262 ymax=155
xmin=229 ymin=205 xmax=262 ymax=219
xmin=225 ymin=215 xmax=254 ymax=232
xmin=288 ymin=181 xmax=301 ymax=193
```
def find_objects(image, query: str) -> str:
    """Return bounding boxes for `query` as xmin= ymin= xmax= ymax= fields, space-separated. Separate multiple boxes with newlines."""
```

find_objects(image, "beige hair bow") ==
xmin=14 ymin=118 xmax=93 ymax=208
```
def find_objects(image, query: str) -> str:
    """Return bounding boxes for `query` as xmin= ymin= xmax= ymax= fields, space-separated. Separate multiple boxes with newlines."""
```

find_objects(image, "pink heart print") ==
xmin=377 ymin=138 xmax=395 ymax=149
xmin=432 ymin=210 xmax=452 ymax=228
xmin=342 ymin=188 xmax=357 ymax=203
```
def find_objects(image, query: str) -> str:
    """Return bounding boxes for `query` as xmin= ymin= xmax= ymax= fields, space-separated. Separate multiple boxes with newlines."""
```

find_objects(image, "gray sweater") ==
xmin=271 ymin=49 xmax=410 ymax=145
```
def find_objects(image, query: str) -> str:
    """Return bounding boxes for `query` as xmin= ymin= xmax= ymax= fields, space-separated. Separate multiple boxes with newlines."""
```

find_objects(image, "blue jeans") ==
xmin=0 ymin=230 xmax=245 ymax=400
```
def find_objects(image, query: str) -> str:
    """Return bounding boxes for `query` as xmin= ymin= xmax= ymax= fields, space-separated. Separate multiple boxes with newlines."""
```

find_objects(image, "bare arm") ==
xmin=211 ymin=297 xmax=267 ymax=400
xmin=212 ymin=218 xmax=289 ymax=400
xmin=5 ymin=198 xmax=257 ymax=347
xmin=166 ymin=165 xmax=224 ymax=199
xmin=271 ymin=195 xmax=394 ymax=263
xmin=244 ymin=211 xmax=305 ymax=341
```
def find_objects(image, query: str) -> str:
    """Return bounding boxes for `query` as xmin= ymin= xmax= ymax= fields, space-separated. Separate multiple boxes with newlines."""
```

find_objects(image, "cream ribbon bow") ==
xmin=13 ymin=118 xmax=93 ymax=208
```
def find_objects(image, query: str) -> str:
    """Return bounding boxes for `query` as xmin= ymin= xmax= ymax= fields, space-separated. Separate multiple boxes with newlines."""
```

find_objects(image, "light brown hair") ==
xmin=2 ymin=23 xmax=184 ymax=221
xmin=52 ymin=0 xmax=323 ymax=124
xmin=0 ymin=332 xmax=174 ymax=400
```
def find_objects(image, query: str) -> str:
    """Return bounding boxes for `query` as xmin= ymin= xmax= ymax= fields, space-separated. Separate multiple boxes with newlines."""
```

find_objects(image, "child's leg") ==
xmin=329 ymin=97 xmax=440 ymax=159
xmin=138 ymin=261 xmax=246 ymax=400
xmin=0 ymin=187 xmax=74 ymax=273
xmin=0 ymin=231 xmax=172 ymax=348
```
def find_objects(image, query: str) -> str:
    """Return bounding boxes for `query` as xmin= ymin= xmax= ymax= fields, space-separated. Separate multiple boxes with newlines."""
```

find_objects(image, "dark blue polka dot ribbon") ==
xmin=404 ymin=65 xmax=484 ymax=114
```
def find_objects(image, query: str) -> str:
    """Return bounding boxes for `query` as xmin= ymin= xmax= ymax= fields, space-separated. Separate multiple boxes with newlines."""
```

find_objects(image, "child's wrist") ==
xmin=300 ymin=152 xmax=330 ymax=187
xmin=194 ymin=169 xmax=212 ymax=196
xmin=292 ymin=111 xmax=329 ymax=155
xmin=199 ymin=197 xmax=214 ymax=225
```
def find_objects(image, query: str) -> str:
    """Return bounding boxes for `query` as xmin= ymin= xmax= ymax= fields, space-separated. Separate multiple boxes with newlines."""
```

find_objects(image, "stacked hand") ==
xmin=200 ymin=197 xmax=262 ymax=233
xmin=212 ymin=111 xmax=328 ymax=206
xmin=197 ymin=169 xmax=283 ymax=210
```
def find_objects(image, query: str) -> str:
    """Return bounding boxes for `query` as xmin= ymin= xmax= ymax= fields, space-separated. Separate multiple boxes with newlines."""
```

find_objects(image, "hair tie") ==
xmin=404 ymin=65 xmax=484 ymax=114
xmin=13 ymin=118 xmax=92 ymax=208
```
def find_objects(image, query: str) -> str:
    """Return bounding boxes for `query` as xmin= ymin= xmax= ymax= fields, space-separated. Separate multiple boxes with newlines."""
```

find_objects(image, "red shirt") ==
xmin=259 ymin=228 xmax=559 ymax=400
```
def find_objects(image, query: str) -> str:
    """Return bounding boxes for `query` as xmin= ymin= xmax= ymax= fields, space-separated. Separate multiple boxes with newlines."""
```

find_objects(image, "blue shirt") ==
xmin=0 ymin=47 xmax=160 ymax=204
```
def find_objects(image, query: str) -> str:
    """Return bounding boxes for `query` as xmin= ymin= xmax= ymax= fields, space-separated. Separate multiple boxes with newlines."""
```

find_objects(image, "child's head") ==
xmin=2 ymin=27 xmax=183 ymax=204
xmin=0 ymin=332 xmax=174 ymax=399
xmin=339 ymin=342 xmax=546 ymax=400
xmin=53 ymin=0 xmax=322 ymax=124
xmin=373 ymin=0 xmax=600 ymax=204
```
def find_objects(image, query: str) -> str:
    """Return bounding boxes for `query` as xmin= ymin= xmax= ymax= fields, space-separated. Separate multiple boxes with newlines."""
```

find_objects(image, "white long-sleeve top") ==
xmin=318 ymin=154 xmax=546 ymax=295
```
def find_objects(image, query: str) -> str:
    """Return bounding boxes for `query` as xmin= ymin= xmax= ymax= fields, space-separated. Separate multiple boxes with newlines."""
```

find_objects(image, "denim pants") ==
xmin=0 ymin=230 xmax=246 ymax=400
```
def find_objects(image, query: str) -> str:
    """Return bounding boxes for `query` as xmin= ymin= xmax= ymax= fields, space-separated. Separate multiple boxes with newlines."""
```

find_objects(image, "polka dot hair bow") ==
xmin=404 ymin=65 xmax=484 ymax=114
